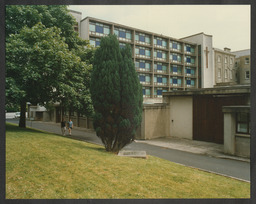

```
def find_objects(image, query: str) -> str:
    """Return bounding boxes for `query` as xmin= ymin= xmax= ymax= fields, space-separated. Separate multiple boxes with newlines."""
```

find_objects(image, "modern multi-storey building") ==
xmin=69 ymin=10 xmax=247 ymax=103
xmin=180 ymin=32 xmax=237 ymax=87
xmin=79 ymin=16 xmax=199 ymax=103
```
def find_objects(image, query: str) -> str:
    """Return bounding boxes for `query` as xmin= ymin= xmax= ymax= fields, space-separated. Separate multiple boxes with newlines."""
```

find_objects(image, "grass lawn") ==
xmin=6 ymin=123 xmax=250 ymax=199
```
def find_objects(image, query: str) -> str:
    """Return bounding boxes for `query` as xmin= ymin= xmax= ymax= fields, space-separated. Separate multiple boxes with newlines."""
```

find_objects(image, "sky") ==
xmin=68 ymin=5 xmax=250 ymax=52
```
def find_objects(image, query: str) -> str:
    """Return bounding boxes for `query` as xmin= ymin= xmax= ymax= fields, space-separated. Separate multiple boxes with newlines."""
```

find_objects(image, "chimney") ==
xmin=224 ymin=47 xmax=231 ymax=52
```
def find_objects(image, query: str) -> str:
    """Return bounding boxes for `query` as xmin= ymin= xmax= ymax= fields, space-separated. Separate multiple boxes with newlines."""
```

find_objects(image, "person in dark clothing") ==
xmin=61 ymin=118 xmax=66 ymax=136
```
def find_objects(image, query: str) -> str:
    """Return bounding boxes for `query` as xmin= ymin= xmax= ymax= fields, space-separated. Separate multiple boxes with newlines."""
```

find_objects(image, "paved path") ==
xmin=6 ymin=119 xmax=250 ymax=182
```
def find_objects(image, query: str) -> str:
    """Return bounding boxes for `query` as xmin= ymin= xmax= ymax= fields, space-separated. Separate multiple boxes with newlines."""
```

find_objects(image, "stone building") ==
xmin=232 ymin=49 xmax=250 ymax=85
xmin=213 ymin=47 xmax=237 ymax=86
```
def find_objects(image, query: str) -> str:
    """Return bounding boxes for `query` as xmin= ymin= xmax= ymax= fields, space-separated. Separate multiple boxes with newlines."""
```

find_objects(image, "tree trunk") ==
xmin=19 ymin=100 xmax=26 ymax=128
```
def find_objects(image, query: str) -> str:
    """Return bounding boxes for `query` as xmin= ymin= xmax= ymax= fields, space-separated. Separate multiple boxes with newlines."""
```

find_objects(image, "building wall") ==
xmin=180 ymin=33 xmax=214 ymax=88
xmin=69 ymin=10 xmax=82 ymax=36
xmin=80 ymin=17 xmax=199 ymax=101
xmin=139 ymin=104 xmax=170 ymax=139
xmin=236 ymin=55 xmax=250 ymax=84
xmin=214 ymin=49 xmax=236 ymax=85
xmin=168 ymin=96 xmax=193 ymax=139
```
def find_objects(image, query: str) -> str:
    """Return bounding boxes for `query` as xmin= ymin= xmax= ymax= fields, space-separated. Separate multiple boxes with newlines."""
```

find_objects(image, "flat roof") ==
xmin=180 ymin=32 xmax=213 ymax=40
xmin=82 ymin=16 xmax=197 ymax=45
xmin=163 ymin=85 xmax=251 ymax=97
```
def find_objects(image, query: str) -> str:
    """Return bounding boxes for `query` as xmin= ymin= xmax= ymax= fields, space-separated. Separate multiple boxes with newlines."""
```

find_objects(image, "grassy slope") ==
xmin=6 ymin=123 xmax=250 ymax=199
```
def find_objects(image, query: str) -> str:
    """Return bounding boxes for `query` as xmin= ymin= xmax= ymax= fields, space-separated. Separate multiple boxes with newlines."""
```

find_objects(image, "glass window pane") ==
xmin=135 ymin=34 xmax=139 ymax=41
xmin=157 ymin=64 xmax=162 ymax=70
xmin=114 ymin=30 xmax=118 ymax=36
xmin=157 ymin=77 xmax=162 ymax=83
xmin=157 ymin=52 xmax=162 ymax=58
xmin=145 ymin=37 xmax=150 ymax=43
xmin=157 ymin=39 xmax=162 ymax=46
xmin=157 ymin=90 xmax=162 ymax=95
xmin=89 ymin=24 xmax=95 ymax=32
xmin=139 ymin=62 xmax=145 ymax=68
xmin=126 ymin=32 xmax=131 ymax=39
xmin=173 ymin=78 xmax=177 ymax=84
xmin=146 ymin=50 xmax=151 ymax=56
xmin=139 ymin=35 xmax=145 ymax=42
xmin=139 ymin=75 xmax=145 ymax=82
xmin=139 ymin=49 xmax=145 ymax=55
xmin=119 ymin=31 xmax=126 ymax=38
xmin=96 ymin=25 xmax=103 ymax=33
xmin=104 ymin=27 xmax=110 ymax=34
xmin=146 ymin=89 xmax=150 ymax=95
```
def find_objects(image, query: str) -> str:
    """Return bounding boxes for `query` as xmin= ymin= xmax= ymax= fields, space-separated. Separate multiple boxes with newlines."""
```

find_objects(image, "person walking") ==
xmin=68 ymin=119 xmax=73 ymax=136
xmin=61 ymin=118 xmax=66 ymax=136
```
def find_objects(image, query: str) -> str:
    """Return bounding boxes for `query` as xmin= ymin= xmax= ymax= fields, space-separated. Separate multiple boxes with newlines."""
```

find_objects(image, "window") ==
xmin=173 ymin=66 xmax=178 ymax=73
xmin=245 ymin=71 xmax=250 ymax=79
xmin=139 ymin=75 xmax=145 ymax=82
xmin=119 ymin=43 xmax=126 ymax=49
xmin=171 ymin=65 xmax=182 ymax=74
xmin=218 ymin=69 xmax=221 ymax=78
xmin=225 ymin=57 xmax=227 ymax=64
xmin=96 ymin=25 xmax=103 ymax=33
xmin=114 ymin=27 xmax=132 ymax=41
xmin=236 ymin=112 xmax=250 ymax=134
xmin=136 ymin=47 xmax=151 ymax=58
xmin=154 ymin=88 xmax=163 ymax=97
xmin=90 ymin=22 xmax=110 ymax=36
xmin=136 ymin=32 xmax=151 ymax=45
xmin=230 ymin=70 xmax=233 ymax=79
xmin=186 ymin=67 xmax=195 ymax=75
xmin=89 ymin=24 xmax=96 ymax=32
xmin=245 ymin=58 xmax=250 ymax=64
xmin=225 ymin=69 xmax=228 ymax=78
xmin=217 ymin=56 xmax=221 ymax=62
xmin=154 ymin=50 xmax=167 ymax=60
xmin=89 ymin=37 xmax=101 ymax=47
xmin=170 ymin=53 xmax=181 ymax=62
xmin=142 ymin=88 xmax=151 ymax=97
xmin=230 ymin=58 xmax=233 ymax=65
xmin=170 ymin=77 xmax=182 ymax=86
xmin=170 ymin=41 xmax=181 ymax=51
xmin=136 ymin=60 xmax=151 ymax=71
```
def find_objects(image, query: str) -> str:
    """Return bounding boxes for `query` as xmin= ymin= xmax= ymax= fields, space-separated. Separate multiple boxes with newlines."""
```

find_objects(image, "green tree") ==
xmin=5 ymin=5 xmax=94 ymax=127
xmin=90 ymin=35 xmax=142 ymax=152
xmin=6 ymin=23 xmax=92 ymax=128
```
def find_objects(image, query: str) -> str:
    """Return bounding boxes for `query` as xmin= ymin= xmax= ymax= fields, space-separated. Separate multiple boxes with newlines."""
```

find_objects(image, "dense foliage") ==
xmin=90 ymin=35 xmax=143 ymax=152
xmin=6 ymin=5 xmax=93 ymax=127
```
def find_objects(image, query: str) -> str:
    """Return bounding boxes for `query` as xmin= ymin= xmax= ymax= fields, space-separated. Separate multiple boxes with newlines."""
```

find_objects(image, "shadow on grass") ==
xmin=6 ymin=122 xmax=111 ymax=154
xmin=6 ymin=123 xmax=48 ymax=134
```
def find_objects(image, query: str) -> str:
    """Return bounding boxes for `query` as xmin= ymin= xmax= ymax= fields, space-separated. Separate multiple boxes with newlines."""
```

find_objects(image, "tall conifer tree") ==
xmin=90 ymin=35 xmax=142 ymax=152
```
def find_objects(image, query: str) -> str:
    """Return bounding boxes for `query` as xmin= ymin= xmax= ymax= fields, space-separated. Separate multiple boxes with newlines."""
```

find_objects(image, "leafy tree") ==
xmin=6 ymin=23 xmax=92 ymax=127
xmin=90 ymin=35 xmax=142 ymax=152
xmin=5 ymin=5 xmax=94 ymax=127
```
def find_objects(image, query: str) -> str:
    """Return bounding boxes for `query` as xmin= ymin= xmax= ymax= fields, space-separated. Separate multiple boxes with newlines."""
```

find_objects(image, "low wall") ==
xmin=136 ymin=103 xmax=169 ymax=140
xmin=235 ymin=134 xmax=250 ymax=158
xmin=223 ymin=106 xmax=250 ymax=158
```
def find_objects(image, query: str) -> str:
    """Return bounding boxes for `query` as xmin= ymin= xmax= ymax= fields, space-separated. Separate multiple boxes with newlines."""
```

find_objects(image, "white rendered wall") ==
xmin=169 ymin=96 xmax=193 ymax=139
xmin=182 ymin=33 xmax=215 ymax=88
xmin=80 ymin=18 xmax=90 ymax=40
